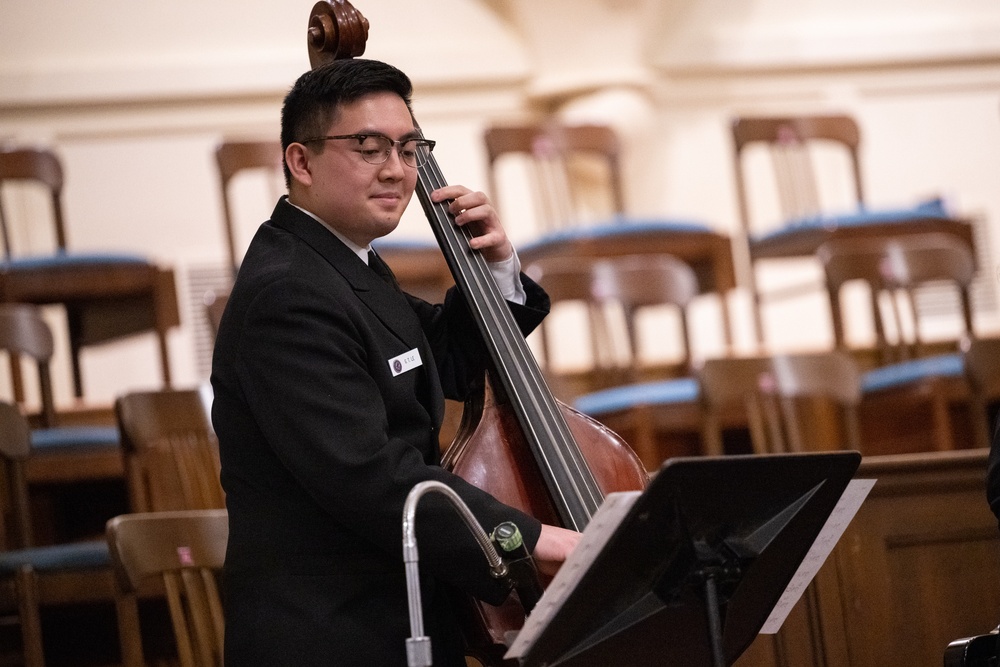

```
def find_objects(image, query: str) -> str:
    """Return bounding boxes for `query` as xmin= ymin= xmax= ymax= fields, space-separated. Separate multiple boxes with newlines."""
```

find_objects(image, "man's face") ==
xmin=294 ymin=91 xmax=419 ymax=247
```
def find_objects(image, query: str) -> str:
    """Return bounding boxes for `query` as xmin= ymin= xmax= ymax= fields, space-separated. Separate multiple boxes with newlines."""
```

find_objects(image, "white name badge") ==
xmin=388 ymin=348 xmax=423 ymax=377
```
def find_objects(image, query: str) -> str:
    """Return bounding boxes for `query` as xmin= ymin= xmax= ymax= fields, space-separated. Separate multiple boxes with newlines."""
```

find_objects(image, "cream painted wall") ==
xmin=2 ymin=0 xmax=1000 ymax=406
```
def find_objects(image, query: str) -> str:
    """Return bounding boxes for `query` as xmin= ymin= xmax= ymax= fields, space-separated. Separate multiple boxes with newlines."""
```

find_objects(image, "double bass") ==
xmin=306 ymin=3 xmax=649 ymax=664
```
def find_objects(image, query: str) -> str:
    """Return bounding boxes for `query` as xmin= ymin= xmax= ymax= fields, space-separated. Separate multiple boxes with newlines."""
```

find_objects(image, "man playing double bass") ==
xmin=211 ymin=57 xmax=580 ymax=666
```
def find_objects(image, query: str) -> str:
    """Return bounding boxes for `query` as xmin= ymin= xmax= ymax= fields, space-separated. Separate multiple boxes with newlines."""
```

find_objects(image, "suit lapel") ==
xmin=269 ymin=199 xmax=425 ymax=350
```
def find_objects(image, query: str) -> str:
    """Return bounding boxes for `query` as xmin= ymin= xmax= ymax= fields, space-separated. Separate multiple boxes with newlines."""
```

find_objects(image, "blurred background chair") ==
xmin=116 ymin=388 xmax=223 ymax=513
xmin=729 ymin=113 xmax=975 ymax=348
xmin=536 ymin=253 xmax=703 ymax=468
xmin=214 ymin=139 xmax=285 ymax=280
xmin=520 ymin=222 xmax=736 ymax=395
xmin=818 ymin=233 xmax=978 ymax=452
xmin=106 ymin=509 xmax=227 ymax=667
xmin=699 ymin=352 xmax=863 ymax=456
xmin=571 ymin=377 xmax=702 ymax=471
xmin=484 ymin=123 xmax=625 ymax=233
xmin=490 ymin=121 xmax=736 ymax=397
xmin=819 ymin=232 xmax=976 ymax=365
xmin=0 ymin=145 xmax=179 ymax=398
xmin=0 ymin=400 xmax=114 ymax=667
xmin=527 ymin=253 xmax=700 ymax=390
xmin=204 ymin=140 xmax=285 ymax=353
xmin=963 ymin=337 xmax=1000 ymax=451
xmin=0 ymin=303 xmax=122 ymax=494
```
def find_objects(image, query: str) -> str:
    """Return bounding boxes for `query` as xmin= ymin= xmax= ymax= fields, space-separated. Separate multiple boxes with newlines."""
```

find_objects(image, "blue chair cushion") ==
xmin=754 ymin=198 xmax=950 ymax=243
xmin=0 ymin=251 xmax=149 ymax=271
xmin=521 ymin=217 xmax=714 ymax=253
xmin=860 ymin=353 xmax=964 ymax=393
xmin=574 ymin=377 xmax=700 ymax=417
xmin=31 ymin=426 xmax=120 ymax=452
xmin=0 ymin=540 xmax=110 ymax=573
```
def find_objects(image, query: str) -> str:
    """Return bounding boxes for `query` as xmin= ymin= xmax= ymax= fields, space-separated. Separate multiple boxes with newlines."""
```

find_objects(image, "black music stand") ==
xmin=513 ymin=451 xmax=863 ymax=667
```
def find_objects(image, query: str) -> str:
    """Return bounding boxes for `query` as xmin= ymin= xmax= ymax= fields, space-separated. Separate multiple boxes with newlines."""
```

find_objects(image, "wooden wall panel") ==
xmin=736 ymin=450 xmax=1000 ymax=666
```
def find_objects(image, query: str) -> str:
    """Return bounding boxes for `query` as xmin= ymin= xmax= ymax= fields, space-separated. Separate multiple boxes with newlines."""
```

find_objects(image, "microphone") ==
xmin=492 ymin=521 xmax=544 ymax=615
xmin=402 ymin=481 xmax=509 ymax=667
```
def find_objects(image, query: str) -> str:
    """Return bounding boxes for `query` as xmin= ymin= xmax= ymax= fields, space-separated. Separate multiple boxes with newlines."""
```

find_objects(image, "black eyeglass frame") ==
xmin=297 ymin=133 xmax=436 ymax=168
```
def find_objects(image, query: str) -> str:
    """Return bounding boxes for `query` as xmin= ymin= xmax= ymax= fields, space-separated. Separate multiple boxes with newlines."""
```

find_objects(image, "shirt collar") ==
xmin=287 ymin=199 xmax=370 ymax=264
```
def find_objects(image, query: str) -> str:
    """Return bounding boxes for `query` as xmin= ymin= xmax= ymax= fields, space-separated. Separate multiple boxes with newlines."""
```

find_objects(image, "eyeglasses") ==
xmin=298 ymin=133 xmax=436 ymax=168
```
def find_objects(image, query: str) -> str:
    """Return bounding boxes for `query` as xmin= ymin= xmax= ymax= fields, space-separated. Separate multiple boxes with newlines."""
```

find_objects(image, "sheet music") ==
xmin=759 ymin=478 xmax=876 ymax=634
xmin=504 ymin=490 xmax=641 ymax=660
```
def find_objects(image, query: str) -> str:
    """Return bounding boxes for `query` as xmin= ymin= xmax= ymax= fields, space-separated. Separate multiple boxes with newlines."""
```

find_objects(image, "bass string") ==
xmin=415 ymin=153 xmax=603 ymax=526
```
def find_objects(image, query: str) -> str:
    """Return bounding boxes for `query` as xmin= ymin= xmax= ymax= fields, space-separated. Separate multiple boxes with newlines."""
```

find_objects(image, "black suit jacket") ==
xmin=211 ymin=198 xmax=548 ymax=667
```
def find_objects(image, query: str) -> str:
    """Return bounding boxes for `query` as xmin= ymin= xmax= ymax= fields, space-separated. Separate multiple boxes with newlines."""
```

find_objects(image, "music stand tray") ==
xmin=508 ymin=451 xmax=863 ymax=667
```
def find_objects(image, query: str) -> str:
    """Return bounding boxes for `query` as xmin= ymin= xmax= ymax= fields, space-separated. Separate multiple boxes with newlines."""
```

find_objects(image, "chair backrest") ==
xmin=0 ymin=146 xmax=68 ymax=260
xmin=0 ymin=400 xmax=34 ymax=549
xmin=527 ymin=253 xmax=700 ymax=387
xmin=699 ymin=352 xmax=862 ymax=455
xmin=0 ymin=303 xmax=57 ymax=427
xmin=115 ymin=389 xmax=223 ymax=513
xmin=730 ymin=114 xmax=863 ymax=236
xmin=962 ymin=337 xmax=1000 ymax=450
xmin=484 ymin=123 xmax=625 ymax=232
xmin=106 ymin=509 xmax=228 ymax=667
xmin=817 ymin=232 xmax=976 ymax=362
xmin=214 ymin=140 xmax=284 ymax=277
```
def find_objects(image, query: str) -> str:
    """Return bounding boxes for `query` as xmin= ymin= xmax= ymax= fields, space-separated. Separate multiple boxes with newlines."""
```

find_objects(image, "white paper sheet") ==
xmin=759 ymin=478 xmax=876 ymax=634
xmin=504 ymin=490 xmax=641 ymax=660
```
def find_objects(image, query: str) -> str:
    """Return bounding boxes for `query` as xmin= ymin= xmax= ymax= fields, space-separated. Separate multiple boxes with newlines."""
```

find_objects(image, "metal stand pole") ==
xmin=702 ymin=573 xmax=726 ymax=667
xmin=402 ymin=481 xmax=509 ymax=667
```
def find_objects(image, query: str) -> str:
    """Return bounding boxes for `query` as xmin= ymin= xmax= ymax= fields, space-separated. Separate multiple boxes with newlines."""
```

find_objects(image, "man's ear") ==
xmin=285 ymin=143 xmax=313 ymax=187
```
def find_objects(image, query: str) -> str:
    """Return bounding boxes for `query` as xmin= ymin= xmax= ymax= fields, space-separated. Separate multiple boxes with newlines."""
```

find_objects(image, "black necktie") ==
xmin=368 ymin=250 xmax=401 ymax=292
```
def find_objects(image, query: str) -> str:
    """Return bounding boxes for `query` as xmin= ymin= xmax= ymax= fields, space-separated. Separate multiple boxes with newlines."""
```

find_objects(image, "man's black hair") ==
xmin=280 ymin=58 xmax=414 ymax=185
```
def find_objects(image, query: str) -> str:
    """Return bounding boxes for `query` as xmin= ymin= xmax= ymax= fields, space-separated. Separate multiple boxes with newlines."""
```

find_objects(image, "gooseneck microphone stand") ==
xmin=402 ymin=480 xmax=509 ymax=667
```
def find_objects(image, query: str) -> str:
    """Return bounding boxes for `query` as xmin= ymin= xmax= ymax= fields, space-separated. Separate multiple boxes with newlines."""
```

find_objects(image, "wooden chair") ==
xmin=572 ymin=376 xmax=702 ymax=470
xmin=699 ymin=352 xmax=862 ymax=455
xmin=963 ymin=337 xmax=1000 ymax=451
xmin=732 ymin=114 xmax=863 ymax=229
xmin=106 ymin=509 xmax=227 ymax=667
xmin=0 ymin=145 xmax=180 ymax=397
xmin=116 ymin=388 xmax=223 ymax=513
xmin=214 ymin=140 xmax=284 ymax=278
xmin=543 ymin=253 xmax=706 ymax=468
xmin=484 ymin=123 xmax=625 ymax=232
xmin=0 ymin=399 xmax=115 ymax=667
xmin=729 ymin=114 xmax=973 ymax=347
xmin=817 ymin=233 xmax=977 ymax=453
xmin=519 ymin=222 xmax=737 ymax=381
xmin=527 ymin=253 xmax=700 ymax=387
xmin=0 ymin=303 xmax=122 ymax=485
xmin=818 ymin=232 xmax=976 ymax=364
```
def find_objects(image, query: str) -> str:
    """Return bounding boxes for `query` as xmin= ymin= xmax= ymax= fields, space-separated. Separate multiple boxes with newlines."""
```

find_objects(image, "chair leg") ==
xmin=114 ymin=592 xmax=146 ymax=667
xmin=971 ymin=397 xmax=992 ymax=451
xmin=66 ymin=309 xmax=86 ymax=398
xmin=156 ymin=331 xmax=173 ymax=388
xmin=15 ymin=566 xmax=45 ymax=667
xmin=930 ymin=389 xmax=955 ymax=451
xmin=630 ymin=405 xmax=658 ymax=471
xmin=154 ymin=267 xmax=180 ymax=389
